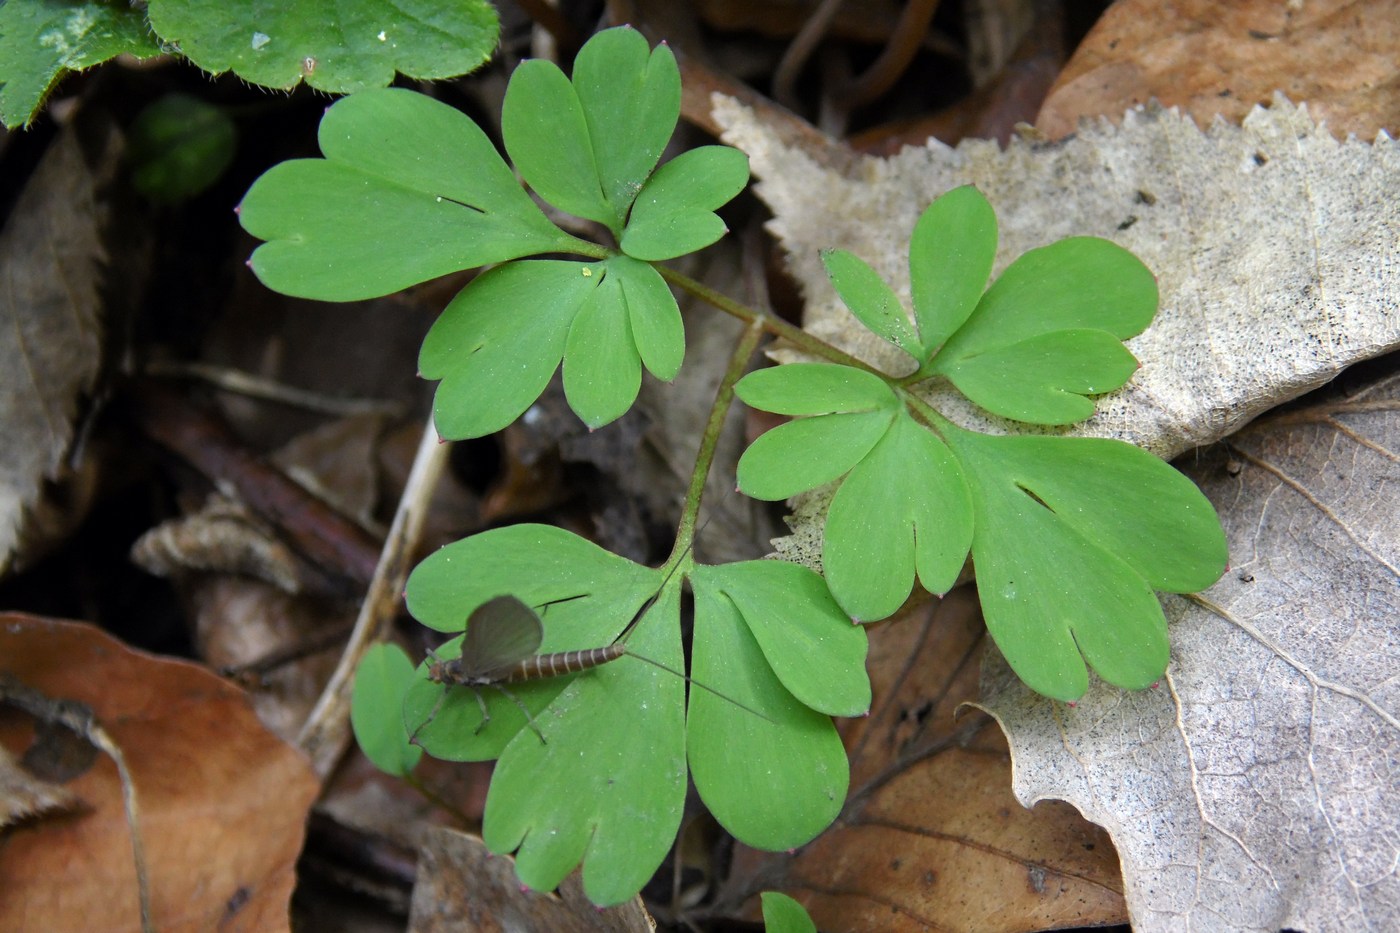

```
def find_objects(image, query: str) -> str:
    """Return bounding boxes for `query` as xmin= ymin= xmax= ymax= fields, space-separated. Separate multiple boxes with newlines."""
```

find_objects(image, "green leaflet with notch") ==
xmin=737 ymin=411 xmax=894 ymax=501
xmin=909 ymin=184 xmax=998 ymax=355
xmin=823 ymin=410 xmax=973 ymax=621
xmin=688 ymin=572 xmax=851 ymax=851
xmin=483 ymin=585 xmax=686 ymax=907
xmin=621 ymin=146 xmax=750 ymax=260
xmin=942 ymin=426 xmax=1228 ymax=699
xmin=821 ymin=248 xmax=921 ymax=358
xmin=240 ymin=88 xmax=572 ymax=301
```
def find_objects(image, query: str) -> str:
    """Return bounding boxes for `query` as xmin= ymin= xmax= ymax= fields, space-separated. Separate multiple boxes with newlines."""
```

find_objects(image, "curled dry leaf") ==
xmin=716 ymin=588 xmax=1126 ymax=932
xmin=0 ymin=615 xmax=319 ymax=932
xmin=978 ymin=373 xmax=1400 ymax=932
xmin=0 ymin=123 xmax=111 ymax=574
xmin=1038 ymin=0 xmax=1400 ymax=142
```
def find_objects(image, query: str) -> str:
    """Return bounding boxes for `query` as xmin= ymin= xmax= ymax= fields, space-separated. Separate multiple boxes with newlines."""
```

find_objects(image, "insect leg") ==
xmin=491 ymin=684 xmax=548 ymax=745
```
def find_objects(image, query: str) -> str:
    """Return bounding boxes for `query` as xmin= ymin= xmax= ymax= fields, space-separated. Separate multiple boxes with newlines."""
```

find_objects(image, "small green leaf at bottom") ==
xmin=762 ymin=892 xmax=818 ymax=933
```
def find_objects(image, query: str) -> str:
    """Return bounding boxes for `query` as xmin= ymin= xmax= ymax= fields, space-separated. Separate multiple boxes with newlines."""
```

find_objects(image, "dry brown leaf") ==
xmin=1038 ymin=0 xmax=1400 ymax=142
xmin=0 ymin=615 xmax=319 ymax=932
xmin=409 ymin=827 xmax=654 ymax=933
xmin=0 ymin=124 xmax=110 ymax=574
xmin=979 ymin=372 xmax=1400 ymax=932
xmin=716 ymin=588 xmax=1126 ymax=932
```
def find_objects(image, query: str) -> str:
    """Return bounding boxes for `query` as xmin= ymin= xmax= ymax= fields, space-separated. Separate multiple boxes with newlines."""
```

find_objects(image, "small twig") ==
xmin=143 ymin=360 xmax=405 ymax=418
xmin=297 ymin=411 xmax=451 ymax=779
xmin=129 ymin=382 xmax=383 ymax=589
xmin=0 ymin=675 xmax=153 ymax=933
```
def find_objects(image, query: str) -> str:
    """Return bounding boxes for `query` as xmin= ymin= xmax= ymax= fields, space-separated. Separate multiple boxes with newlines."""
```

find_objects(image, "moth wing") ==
xmin=460 ymin=595 xmax=543 ymax=678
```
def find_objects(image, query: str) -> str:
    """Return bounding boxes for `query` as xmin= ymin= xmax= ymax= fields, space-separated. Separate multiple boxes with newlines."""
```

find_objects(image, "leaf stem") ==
xmin=670 ymin=318 xmax=766 ymax=565
xmin=657 ymin=265 xmax=883 ymax=376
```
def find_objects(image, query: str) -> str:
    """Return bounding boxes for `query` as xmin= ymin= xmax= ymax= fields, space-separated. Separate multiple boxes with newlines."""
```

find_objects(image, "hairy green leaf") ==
xmin=241 ymin=89 xmax=572 ymax=300
xmin=146 ymin=0 xmax=497 ymax=93
xmin=351 ymin=642 xmax=423 ymax=776
xmin=823 ymin=411 xmax=973 ymax=621
xmin=0 ymin=0 xmax=160 ymax=129
xmin=620 ymin=145 xmax=749 ymax=260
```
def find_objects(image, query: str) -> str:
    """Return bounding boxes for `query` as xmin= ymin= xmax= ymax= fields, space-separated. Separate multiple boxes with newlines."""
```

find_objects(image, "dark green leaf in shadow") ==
xmin=147 ymin=0 xmax=498 ymax=94
xmin=823 ymin=411 xmax=972 ymax=621
xmin=241 ymin=88 xmax=572 ymax=300
xmin=128 ymin=94 xmax=237 ymax=203
xmin=688 ymin=580 xmax=849 ymax=851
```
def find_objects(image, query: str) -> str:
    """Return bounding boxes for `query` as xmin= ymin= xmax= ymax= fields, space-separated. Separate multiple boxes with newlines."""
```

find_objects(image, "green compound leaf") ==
xmin=939 ymin=328 xmax=1140 ymax=425
xmin=419 ymin=256 xmax=680 ymax=439
xmin=504 ymin=26 xmax=679 ymax=233
xmin=0 ymin=0 xmax=161 ymax=129
xmin=351 ymin=642 xmax=423 ymax=777
xmin=908 ymin=185 xmax=998 ymax=355
xmin=562 ymin=255 xmax=683 ymax=429
xmin=145 ymin=0 xmax=497 ymax=94
xmin=822 ymin=247 xmax=921 ymax=358
xmin=761 ymin=892 xmax=818 ymax=933
xmin=692 ymin=561 xmax=869 ymax=716
xmin=928 ymin=236 xmax=1157 ymax=425
xmin=688 ymin=570 xmax=851 ymax=851
xmin=240 ymin=88 xmax=572 ymax=301
xmin=483 ymin=586 xmax=686 ymax=907
xmin=941 ymin=427 xmax=1228 ymax=700
xmin=621 ymin=145 xmax=750 ymax=261
xmin=572 ymin=27 xmax=680 ymax=229
xmin=824 ymin=410 xmax=972 ymax=621
xmin=419 ymin=261 xmax=598 ymax=440
xmin=402 ymin=523 xmax=660 ymax=761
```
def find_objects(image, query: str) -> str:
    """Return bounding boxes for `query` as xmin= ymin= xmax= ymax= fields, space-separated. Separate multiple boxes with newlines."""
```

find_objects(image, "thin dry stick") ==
xmin=297 ymin=411 xmax=450 ymax=778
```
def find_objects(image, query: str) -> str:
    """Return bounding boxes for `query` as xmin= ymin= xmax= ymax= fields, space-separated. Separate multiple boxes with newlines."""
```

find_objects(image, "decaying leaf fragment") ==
xmin=979 ymin=374 xmax=1400 ymax=932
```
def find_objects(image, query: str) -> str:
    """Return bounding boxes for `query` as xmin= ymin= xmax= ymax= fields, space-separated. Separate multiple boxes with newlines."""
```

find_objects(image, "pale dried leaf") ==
xmin=978 ymin=373 xmax=1400 ymax=932
xmin=712 ymin=93 xmax=1398 ymax=565
xmin=0 ymin=125 xmax=108 ymax=574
